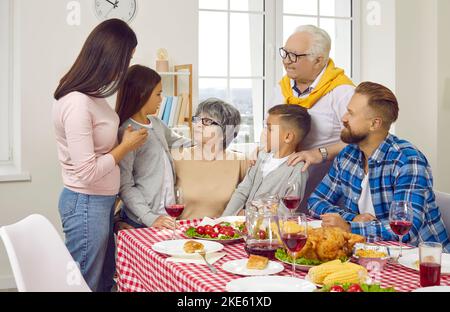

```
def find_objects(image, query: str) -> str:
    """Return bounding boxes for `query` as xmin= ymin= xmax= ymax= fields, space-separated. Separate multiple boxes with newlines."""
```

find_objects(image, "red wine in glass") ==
xmin=420 ymin=262 xmax=441 ymax=287
xmin=389 ymin=201 xmax=414 ymax=259
xmin=281 ymin=233 xmax=307 ymax=253
xmin=165 ymin=203 xmax=184 ymax=239
xmin=282 ymin=196 xmax=301 ymax=210
xmin=277 ymin=213 xmax=308 ymax=277
xmin=389 ymin=220 xmax=413 ymax=236
xmin=165 ymin=204 xmax=185 ymax=218
xmin=244 ymin=241 xmax=281 ymax=260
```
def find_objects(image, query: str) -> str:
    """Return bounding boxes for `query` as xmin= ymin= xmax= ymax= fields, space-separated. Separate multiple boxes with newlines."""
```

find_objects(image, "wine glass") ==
xmin=389 ymin=201 xmax=414 ymax=260
xmin=164 ymin=187 xmax=185 ymax=240
xmin=282 ymin=181 xmax=301 ymax=216
xmin=276 ymin=212 xmax=308 ymax=277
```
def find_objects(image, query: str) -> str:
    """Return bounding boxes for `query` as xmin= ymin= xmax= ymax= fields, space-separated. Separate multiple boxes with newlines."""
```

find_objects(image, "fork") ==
xmin=197 ymin=250 xmax=218 ymax=273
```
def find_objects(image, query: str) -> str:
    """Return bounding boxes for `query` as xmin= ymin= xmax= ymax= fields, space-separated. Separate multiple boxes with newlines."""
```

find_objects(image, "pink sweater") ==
xmin=53 ymin=92 xmax=120 ymax=196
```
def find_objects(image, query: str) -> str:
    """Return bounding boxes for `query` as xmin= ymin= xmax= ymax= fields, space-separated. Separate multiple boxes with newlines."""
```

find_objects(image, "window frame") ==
xmin=198 ymin=0 xmax=361 ymax=145
xmin=198 ymin=0 xmax=269 ymax=145
xmin=0 ymin=0 xmax=30 ymax=182
xmin=275 ymin=0 xmax=361 ymax=84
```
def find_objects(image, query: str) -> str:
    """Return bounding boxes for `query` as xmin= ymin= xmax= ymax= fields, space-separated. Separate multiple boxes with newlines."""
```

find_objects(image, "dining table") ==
xmin=116 ymin=219 xmax=450 ymax=292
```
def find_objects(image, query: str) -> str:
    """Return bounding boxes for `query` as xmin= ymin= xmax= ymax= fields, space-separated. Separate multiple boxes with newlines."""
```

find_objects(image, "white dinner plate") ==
xmin=384 ymin=244 xmax=415 ymax=250
xmin=304 ymin=274 xmax=323 ymax=288
xmin=222 ymin=259 xmax=284 ymax=276
xmin=152 ymin=239 xmax=224 ymax=257
xmin=398 ymin=252 xmax=450 ymax=275
xmin=186 ymin=216 xmax=246 ymax=243
xmin=387 ymin=246 xmax=418 ymax=259
xmin=219 ymin=216 xmax=246 ymax=224
xmin=275 ymin=255 xmax=319 ymax=272
xmin=412 ymin=286 xmax=450 ymax=292
xmin=191 ymin=236 xmax=243 ymax=244
xmin=226 ymin=276 xmax=316 ymax=292
xmin=308 ymin=220 xmax=322 ymax=228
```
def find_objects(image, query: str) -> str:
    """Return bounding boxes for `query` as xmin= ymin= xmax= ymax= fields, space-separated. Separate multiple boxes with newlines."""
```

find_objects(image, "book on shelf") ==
xmin=157 ymin=97 xmax=167 ymax=120
xmin=158 ymin=94 xmax=189 ymax=128
xmin=178 ymin=93 xmax=189 ymax=125
xmin=173 ymin=96 xmax=183 ymax=128
xmin=162 ymin=96 xmax=173 ymax=125
xmin=168 ymin=96 xmax=179 ymax=127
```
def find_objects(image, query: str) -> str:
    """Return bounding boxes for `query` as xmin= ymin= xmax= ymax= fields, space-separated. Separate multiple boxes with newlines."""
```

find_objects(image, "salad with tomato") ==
xmin=185 ymin=222 xmax=246 ymax=240
xmin=321 ymin=283 xmax=396 ymax=293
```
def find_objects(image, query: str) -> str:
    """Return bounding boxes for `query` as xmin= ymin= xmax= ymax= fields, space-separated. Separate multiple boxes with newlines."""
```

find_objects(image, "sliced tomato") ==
xmin=347 ymin=284 xmax=363 ymax=292
xmin=330 ymin=285 xmax=345 ymax=292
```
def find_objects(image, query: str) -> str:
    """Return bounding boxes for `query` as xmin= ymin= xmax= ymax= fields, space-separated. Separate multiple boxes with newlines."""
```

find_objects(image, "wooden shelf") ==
xmin=160 ymin=64 xmax=193 ymax=136
xmin=159 ymin=71 xmax=191 ymax=76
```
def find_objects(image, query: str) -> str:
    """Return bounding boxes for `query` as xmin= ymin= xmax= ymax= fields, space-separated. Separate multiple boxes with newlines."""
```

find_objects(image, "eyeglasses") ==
xmin=192 ymin=116 xmax=222 ymax=127
xmin=279 ymin=47 xmax=311 ymax=63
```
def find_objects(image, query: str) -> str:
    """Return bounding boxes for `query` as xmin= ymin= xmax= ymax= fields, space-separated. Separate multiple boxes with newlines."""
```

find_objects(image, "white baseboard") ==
xmin=0 ymin=275 xmax=16 ymax=290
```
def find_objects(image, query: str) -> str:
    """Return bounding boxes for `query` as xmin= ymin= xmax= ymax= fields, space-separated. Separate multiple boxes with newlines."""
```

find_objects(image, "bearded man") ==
xmin=307 ymin=81 xmax=450 ymax=252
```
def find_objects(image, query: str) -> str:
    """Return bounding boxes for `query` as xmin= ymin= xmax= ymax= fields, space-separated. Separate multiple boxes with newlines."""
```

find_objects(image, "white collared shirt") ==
xmin=268 ymin=67 xmax=355 ymax=150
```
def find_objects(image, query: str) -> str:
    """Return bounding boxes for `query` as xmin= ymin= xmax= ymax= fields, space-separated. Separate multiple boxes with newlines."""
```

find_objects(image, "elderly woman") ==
xmin=173 ymin=98 xmax=250 ymax=220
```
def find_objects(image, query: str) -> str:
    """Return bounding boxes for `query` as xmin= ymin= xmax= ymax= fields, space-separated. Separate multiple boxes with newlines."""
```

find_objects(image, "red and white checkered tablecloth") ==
xmin=116 ymin=219 xmax=450 ymax=292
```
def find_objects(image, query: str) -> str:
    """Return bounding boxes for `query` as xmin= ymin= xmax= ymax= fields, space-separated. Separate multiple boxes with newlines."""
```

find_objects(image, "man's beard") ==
xmin=341 ymin=127 xmax=368 ymax=144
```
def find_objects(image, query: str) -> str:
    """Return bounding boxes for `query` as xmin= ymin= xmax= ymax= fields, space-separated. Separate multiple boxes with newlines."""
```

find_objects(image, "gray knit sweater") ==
xmin=222 ymin=152 xmax=309 ymax=216
xmin=118 ymin=117 xmax=191 ymax=227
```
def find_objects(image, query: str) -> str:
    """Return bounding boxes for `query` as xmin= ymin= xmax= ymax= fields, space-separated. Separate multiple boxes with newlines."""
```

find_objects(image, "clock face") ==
xmin=94 ymin=0 xmax=137 ymax=23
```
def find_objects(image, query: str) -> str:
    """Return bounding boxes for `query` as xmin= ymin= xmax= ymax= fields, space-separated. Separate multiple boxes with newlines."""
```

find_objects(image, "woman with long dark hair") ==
xmin=52 ymin=19 xmax=148 ymax=292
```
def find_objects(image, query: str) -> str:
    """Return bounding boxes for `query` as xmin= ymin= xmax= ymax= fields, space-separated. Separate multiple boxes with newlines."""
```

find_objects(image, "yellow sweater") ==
xmin=173 ymin=148 xmax=250 ymax=220
xmin=279 ymin=59 xmax=355 ymax=109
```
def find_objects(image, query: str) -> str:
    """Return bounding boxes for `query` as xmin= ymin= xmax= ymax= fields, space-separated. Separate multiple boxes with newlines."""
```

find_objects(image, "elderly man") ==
xmin=308 ymin=82 xmax=450 ymax=252
xmin=270 ymin=25 xmax=355 ymax=211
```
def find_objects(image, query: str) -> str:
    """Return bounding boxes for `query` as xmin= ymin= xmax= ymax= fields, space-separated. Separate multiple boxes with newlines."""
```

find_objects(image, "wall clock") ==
xmin=94 ymin=0 xmax=137 ymax=23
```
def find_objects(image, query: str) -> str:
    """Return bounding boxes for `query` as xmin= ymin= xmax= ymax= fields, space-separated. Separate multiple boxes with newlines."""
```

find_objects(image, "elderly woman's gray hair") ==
xmin=195 ymin=98 xmax=241 ymax=149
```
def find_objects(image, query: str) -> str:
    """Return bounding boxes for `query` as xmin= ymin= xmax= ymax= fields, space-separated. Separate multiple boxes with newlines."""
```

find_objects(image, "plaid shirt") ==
xmin=308 ymin=134 xmax=450 ymax=252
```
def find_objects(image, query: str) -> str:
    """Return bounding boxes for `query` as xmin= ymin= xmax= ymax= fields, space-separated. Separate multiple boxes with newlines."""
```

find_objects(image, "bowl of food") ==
xmin=353 ymin=244 xmax=389 ymax=270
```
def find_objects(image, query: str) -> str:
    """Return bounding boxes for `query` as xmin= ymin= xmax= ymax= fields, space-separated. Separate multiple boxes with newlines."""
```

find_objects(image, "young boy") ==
xmin=222 ymin=104 xmax=311 ymax=216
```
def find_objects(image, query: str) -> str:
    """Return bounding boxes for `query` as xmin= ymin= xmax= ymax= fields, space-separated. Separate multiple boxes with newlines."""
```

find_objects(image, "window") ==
xmin=198 ymin=0 xmax=358 ymax=144
xmin=0 ymin=0 xmax=12 ymax=162
xmin=198 ymin=0 xmax=266 ymax=144
xmin=0 ymin=0 xmax=28 ymax=181
xmin=281 ymin=0 xmax=355 ymax=78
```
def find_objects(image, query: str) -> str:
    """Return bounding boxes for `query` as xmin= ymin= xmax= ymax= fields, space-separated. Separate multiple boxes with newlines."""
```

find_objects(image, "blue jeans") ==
xmin=58 ymin=188 xmax=116 ymax=292
xmin=119 ymin=208 xmax=146 ymax=229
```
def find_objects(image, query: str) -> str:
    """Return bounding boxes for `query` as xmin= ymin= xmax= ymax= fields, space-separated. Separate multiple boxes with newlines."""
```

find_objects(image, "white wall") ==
xmin=394 ymin=0 xmax=438 ymax=171
xmin=359 ymin=0 xmax=396 ymax=89
xmin=436 ymin=0 xmax=450 ymax=192
xmin=360 ymin=0 xmax=450 ymax=193
xmin=0 ymin=0 xmax=198 ymax=289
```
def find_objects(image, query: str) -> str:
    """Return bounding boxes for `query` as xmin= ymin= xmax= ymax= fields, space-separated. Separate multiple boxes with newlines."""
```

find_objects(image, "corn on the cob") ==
xmin=321 ymin=260 xmax=343 ymax=266
xmin=343 ymin=262 xmax=368 ymax=275
xmin=308 ymin=262 xmax=345 ymax=284
xmin=323 ymin=269 xmax=366 ymax=286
